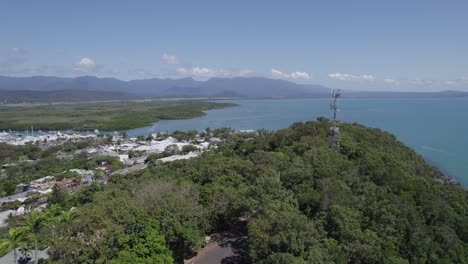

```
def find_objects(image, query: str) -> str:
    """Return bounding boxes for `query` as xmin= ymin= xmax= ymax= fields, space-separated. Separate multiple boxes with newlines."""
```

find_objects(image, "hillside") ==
xmin=25 ymin=120 xmax=467 ymax=263
xmin=0 ymin=89 xmax=140 ymax=104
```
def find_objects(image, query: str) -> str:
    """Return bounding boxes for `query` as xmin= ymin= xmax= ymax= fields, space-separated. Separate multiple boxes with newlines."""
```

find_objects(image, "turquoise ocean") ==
xmin=127 ymin=98 xmax=468 ymax=187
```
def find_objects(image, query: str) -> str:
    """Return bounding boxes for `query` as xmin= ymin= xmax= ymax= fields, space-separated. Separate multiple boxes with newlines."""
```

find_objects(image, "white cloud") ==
xmin=410 ymin=78 xmax=437 ymax=86
xmin=162 ymin=53 xmax=179 ymax=65
xmin=271 ymin=69 xmax=311 ymax=80
xmin=77 ymin=57 xmax=96 ymax=67
xmin=176 ymin=67 xmax=214 ymax=77
xmin=9 ymin=47 xmax=27 ymax=56
xmin=176 ymin=67 xmax=253 ymax=78
xmin=383 ymin=78 xmax=399 ymax=85
xmin=410 ymin=77 xmax=466 ymax=87
xmin=328 ymin=73 xmax=375 ymax=82
xmin=443 ymin=77 xmax=468 ymax=86
xmin=237 ymin=70 xmax=255 ymax=77
xmin=74 ymin=57 xmax=97 ymax=73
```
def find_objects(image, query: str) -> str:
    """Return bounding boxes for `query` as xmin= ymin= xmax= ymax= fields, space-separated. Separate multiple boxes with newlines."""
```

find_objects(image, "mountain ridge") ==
xmin=0 ymin=75 xmax=467 ymax=99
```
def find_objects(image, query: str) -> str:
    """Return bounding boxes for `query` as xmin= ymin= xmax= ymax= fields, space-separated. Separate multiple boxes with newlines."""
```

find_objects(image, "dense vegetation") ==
xmin=1 ymin=119 xmax=467 ymax=263
xmin=0 ymin=89 xmax=140 ymax=104
xmin=0 ymin=100 xmax=235 ymax=131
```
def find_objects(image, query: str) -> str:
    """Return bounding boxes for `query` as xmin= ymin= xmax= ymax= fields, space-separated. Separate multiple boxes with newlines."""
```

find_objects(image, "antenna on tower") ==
xmin=330 ymin=89 xmax=342 ymax=151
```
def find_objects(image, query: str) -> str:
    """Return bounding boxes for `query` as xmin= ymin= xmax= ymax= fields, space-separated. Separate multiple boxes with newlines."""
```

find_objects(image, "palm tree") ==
xmin=23 ymin=211 xmax=46 ymax=264
xmin=55 ymin=208 xmax=80 ymax=238
xmin=0 ymin=227 xmax=29 ymax=264
xmin=43 ymin=204 xmax=62 ymax=238
xmin=43 ymin=204 xmax=62 ymax=220
xmin=59 ymin=208 xmax=79 ymax=224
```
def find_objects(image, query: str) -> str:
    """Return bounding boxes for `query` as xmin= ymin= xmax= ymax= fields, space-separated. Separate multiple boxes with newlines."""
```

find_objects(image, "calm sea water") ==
xmin=127 ymin=98 xmax=468 ymax=186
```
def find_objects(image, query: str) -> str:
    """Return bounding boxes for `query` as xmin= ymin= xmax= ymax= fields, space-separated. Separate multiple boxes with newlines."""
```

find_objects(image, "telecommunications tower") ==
xmin=330 ymin=89 xmax=342 ymax=151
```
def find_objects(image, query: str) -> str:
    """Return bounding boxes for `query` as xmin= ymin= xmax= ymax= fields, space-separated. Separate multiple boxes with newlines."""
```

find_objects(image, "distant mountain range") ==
xmin=0 ymin=75 xmax=330 ymax=100
xmin=0 ymin=75 xmax=466 ymax=103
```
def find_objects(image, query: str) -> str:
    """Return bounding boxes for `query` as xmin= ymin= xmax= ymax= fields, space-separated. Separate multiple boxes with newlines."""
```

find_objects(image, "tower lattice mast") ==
xmin=330 ymin=89 xmax=342 ymax=151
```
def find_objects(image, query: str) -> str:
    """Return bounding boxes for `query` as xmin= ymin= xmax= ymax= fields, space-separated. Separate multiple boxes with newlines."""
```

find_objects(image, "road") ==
xmin=184 ymin=232 xmax=249 ymax=264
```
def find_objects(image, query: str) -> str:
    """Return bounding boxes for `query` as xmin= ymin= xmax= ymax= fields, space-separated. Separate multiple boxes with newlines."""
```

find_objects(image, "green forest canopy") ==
xmin=3 ymin=119 xmax=466 ymax=263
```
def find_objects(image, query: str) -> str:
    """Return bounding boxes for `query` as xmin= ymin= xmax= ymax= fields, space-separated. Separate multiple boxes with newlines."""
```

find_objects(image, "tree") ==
xmin=120 ymin=132 xmax=128 ymax=139
xmin=146 ymin=135 xmax=154 ymax=145
xmin=1 ymin=180 xmax=16 ymax=196
xmin=134 ymin=180 xmax=205 ymax=261
xmin=23 ymin=211 xmax=46 ymax=264
xmin=163 ymin=144 xmax=180 ymax=156
xmin=105 ymin=135 xmax=113 ymax=144
xmin=110 ymin=217 xmax=173 ymax=264
xmin=27 ymin=120 xmax=468 ymax=263
xmin=59 ymin=208 xmax=79 ymax=224
xmin=46 ymin=190 xmax=173 ymax=263
xmin=0 ymin=227 xmax=29 ymax=264
xmin=43 ymin=204 xmax=62 ymax=219
xmin=248 ymin=201 xmax=321 ymax=262
xmin=48 ymin=185 xmax=66 ymax=206
xmin=181 ymin=144 xmax=198 ymax=154
xmin=264 ymin=253 xmax=307 ymax=264
xmin=42 ymin=204 xmax=62 ymax=238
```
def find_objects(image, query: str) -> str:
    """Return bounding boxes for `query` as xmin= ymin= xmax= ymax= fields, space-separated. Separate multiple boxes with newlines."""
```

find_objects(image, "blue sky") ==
xmin=1 ymin=0 xmax=467 ymax=91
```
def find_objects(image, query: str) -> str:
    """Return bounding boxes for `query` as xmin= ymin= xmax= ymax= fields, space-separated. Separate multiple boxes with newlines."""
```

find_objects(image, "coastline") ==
xmin=0 ymin=100 xmax=237 ymax=131
xmin=1 ymin=98 xmax=467 ymax=188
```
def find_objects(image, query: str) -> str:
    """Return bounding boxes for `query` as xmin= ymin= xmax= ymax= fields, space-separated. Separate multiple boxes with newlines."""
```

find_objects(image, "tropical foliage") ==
xmin=1 ymin=119 xmax=466 ymax=263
